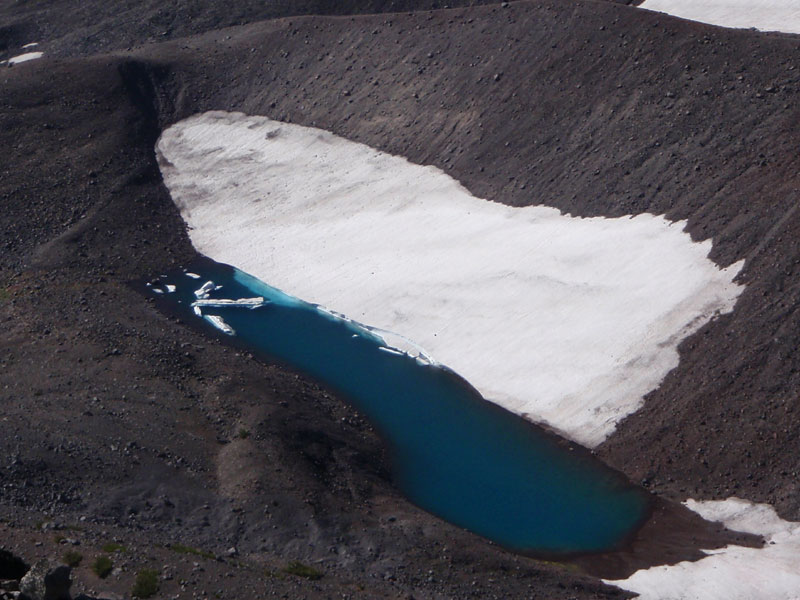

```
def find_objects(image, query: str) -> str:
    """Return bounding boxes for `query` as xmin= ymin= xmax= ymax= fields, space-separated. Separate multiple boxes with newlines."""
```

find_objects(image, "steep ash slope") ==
xmin=1 ymin=0 xmax=800 ymax=597
xmin=0 ymin=0 xmax=509 ymax=60
xmin=1 ymin=55 xmax=628 ymax=599
xmin=130 ymin=0 xmax=800 ymax=518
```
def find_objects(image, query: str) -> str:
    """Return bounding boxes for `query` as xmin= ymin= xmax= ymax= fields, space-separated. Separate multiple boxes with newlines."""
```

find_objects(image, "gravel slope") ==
xmin=2 ymin=0 xmax=799 ymax=597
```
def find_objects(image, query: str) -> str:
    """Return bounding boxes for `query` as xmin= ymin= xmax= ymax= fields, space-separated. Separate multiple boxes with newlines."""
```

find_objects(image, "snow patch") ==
xmin=156 ymin=111 xmax=744 ymax=447
xmin=606 ymin=497 xmax=800 ymax=599
xmin=640 ymin=0 xmax=800 ymax=34
xmin=7 ymin=52 xmax=43 ymax=65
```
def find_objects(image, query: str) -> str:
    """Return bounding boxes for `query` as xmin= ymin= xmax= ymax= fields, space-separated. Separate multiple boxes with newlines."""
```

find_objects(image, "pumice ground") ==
xmin=2 ymin=0 xmax=800 ymax=598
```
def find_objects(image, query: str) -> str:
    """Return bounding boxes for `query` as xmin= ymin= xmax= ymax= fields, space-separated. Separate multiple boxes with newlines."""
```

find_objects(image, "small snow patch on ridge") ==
xmin=640 ymin=0 xmax=800 ymax=35
xmin=606 ymin=498 xmax=800 ymax=599
xmin=6 ymin=51 xmax=43 ymax=65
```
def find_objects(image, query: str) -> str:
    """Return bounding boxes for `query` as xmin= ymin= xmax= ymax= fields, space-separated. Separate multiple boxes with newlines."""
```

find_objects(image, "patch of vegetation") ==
xmin=92 ymin=555 xmax=113 ymax=578
xmin=237 ymin=428 xmax=251 ymax=439
xmin=53 ymin=535 xmax=65 ymax=544
xmin=101 ymin=542 xmax=127 ymax=553
xmin=282 ymin=561 xmax=323 ymax=580
xmin=62 ymin=550 xmax=83 ymax=568
xmin=168 ymin=543 xmax=214 ymax=559
xmin=131 ymin=568 xmax=159 ymax=598
xmin=264 ymin=568 xmax=286 ymax=580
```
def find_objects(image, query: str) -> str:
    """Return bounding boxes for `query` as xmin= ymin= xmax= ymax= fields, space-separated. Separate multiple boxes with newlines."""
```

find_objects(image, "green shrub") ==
xmin=169 ymin=543 xmax=214 ymax=559
xmin=131 ymin=568 xmax=159 ymax=598
xmin=92 ymin=555 xmax=113 ymax=578
xmin=62 ymin=550 xmax=83 ymax=568
xmin=101 ymin=542 xmax=127 ymax=553
xmin=282 ymin=561 xmax=323 ymax=580
xmin=237 ymin=428 xmax=250 ymax=439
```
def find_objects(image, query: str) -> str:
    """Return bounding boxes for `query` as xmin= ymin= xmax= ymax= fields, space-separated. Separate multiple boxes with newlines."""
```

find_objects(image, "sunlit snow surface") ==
xmin=640 ymin=0 xmax=800 ymax=34
xmin=156 ymin=111 xmax=743 ymax=447
xmin=5 ymin=51 xmax=43 ymax=64
xmin=607 ymin=498 xmax=800 ymax=599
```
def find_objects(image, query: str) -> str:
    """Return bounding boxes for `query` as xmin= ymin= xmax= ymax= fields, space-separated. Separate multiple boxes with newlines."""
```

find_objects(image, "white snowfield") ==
xmin=639 ymin=0 xmax=800 ymax=35
xmin=607 ymin=498 xmax=800 ymax=599
xmin=4 ymin=51 xmax=43 ymax=65
xmin=156 ymin=111 xmax=744 ymax=448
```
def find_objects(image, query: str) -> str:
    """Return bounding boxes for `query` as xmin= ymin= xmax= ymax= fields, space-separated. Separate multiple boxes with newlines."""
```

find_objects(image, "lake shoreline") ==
xmin=135 ymin=255 xmax=761 ymax=580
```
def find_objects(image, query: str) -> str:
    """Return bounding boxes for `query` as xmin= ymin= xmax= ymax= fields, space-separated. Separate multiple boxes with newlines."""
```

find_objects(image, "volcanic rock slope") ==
xmin=1 ymin=0 xmax=799 ymax=598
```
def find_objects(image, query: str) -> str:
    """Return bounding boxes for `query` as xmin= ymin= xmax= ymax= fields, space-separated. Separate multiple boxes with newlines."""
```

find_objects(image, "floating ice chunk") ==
xmin=21 ymin=43 xmax=39 ymax=49
xmin=185 ymin=272 xmax=201 ymax=279
xmin=165 ymin=284 xmax=176 ymax=293
xmin=193 ymin=305 xmax=202 ymax=317
xmin=194 ymin=280 xmax=220 ymax=299
xmin=192 ymin=297 xmax=266 ymax=308
xmin=203 ymin=314 xmax=235 ymax=335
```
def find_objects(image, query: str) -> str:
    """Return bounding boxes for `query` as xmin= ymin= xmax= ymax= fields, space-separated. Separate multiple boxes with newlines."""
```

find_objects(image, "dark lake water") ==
xmin=146 ymin=258 xmax=649 ymax=556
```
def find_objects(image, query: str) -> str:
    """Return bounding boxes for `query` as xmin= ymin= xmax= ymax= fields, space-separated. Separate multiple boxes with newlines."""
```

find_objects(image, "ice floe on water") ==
xmin=606 ymin=497 xmax=800 ymax=599
xmin=194 ymin=280 xmax=220 ymax=299
xmin=639 ymin=0 xmax=800 ymax=34
xmin=203 ymin=314 xmax=235 ymax=335
xmin=192 ymin=297 xmax=266 ymax=308
xmin=185 ymin=279 xmax=267 ymax=332
xmin=157 ymin=111 xmax=745 ymax=448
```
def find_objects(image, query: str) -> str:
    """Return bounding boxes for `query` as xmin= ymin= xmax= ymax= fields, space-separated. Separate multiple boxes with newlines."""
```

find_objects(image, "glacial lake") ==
xmin=145 ymin=258 xmax=650 ymax=556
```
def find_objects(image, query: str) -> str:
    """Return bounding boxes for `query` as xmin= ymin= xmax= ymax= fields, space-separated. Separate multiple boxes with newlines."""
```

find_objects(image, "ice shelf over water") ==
xmin=156 ymin=111 xmax=744 ymax=448
xmin=639 ymin=0 xmax=800 ymax=34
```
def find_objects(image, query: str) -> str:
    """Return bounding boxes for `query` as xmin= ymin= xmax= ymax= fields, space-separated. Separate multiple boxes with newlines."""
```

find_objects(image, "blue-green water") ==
xmin=147 ymin=259 xmax=649 ymax=556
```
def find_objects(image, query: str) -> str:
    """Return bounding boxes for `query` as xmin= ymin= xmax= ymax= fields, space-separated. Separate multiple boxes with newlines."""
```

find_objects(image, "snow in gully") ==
xmin=156 ymin=111 xmax=743 ymax=448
